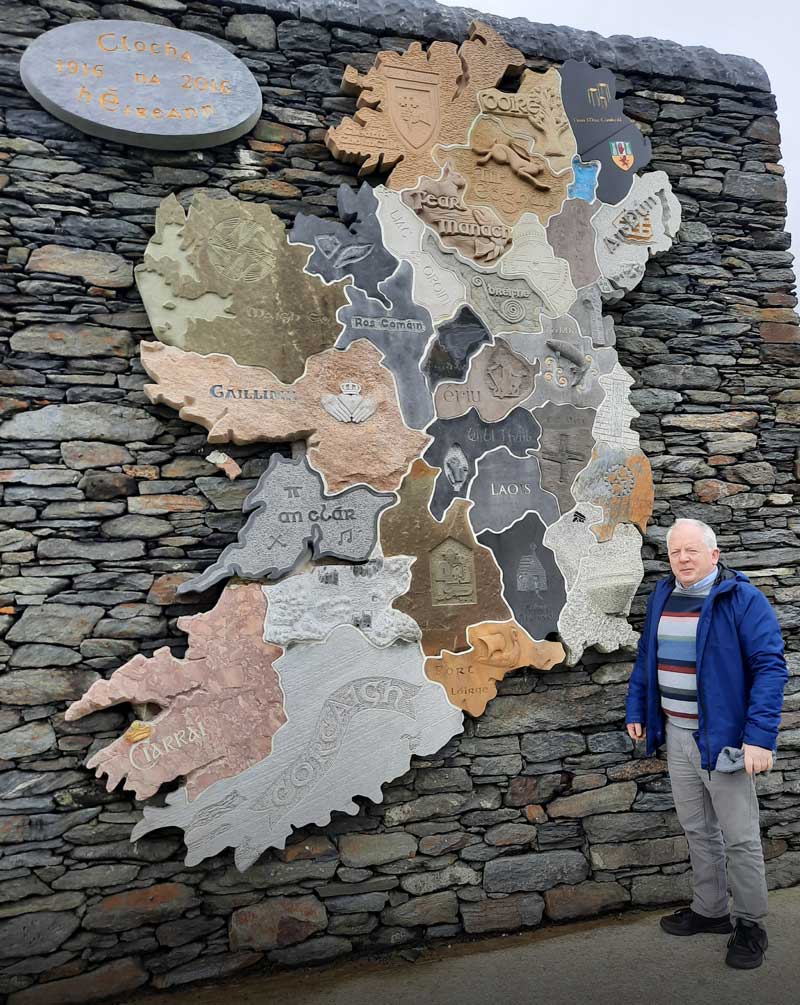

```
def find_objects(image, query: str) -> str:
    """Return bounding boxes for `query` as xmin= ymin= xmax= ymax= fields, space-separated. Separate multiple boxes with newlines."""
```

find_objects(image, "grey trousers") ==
xmin=666 ymin=720 xmax=768 ymax=924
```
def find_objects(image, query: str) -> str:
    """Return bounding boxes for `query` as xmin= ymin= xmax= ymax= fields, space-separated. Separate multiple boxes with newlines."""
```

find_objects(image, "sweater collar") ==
xmin=675 ymin=567 xmax=719 ymax=593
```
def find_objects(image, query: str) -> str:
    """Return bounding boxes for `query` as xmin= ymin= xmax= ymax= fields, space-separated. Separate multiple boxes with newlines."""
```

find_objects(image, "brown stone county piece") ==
xmin=401 ymin=163 xmax=513 ymax=264
xmin=425 ymin=619 xmax=565 ymax=715
xmin=65 ymin=583 xmax=286 ymax=801
xmin=135 ymin=193 xmax=348 ymax=382
xmin=141 ymin=338 xmax=429 ymax=494
xmin=379 ymin=459 xmax=512 ymax=656
xmin=326 ymin=21 xmax=524 ymax=191
xmin=546 ymin=198 xmax=602 ymax=290
xmin=433 ymin=339 xmax=538 ymax=423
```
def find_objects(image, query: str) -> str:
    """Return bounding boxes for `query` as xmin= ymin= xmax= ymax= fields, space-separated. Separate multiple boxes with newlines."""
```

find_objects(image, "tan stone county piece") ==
xmin=141 ymin=339 xmax=429 ymax=494
xmin=478 ymin=67 xmax=578 ymax=175
xmin=65 ymin=583 xmax=286 ymax=801
xmin=437 ymin=115 xmax=572 ymax=227
xmin=380 ymin=459 xmax=512 ymax=656
xmin=326 ymin=21 xmax=525 ymax=191
xmin=425 ymin=619 xmax=565 ymax=715
xmin=135 ymin=193 xmax=348 ymax=382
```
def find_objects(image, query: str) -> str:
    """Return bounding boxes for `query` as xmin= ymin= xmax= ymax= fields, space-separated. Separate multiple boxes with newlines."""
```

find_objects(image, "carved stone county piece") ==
xmin=437 ymin=115 xmax=572 ymax=227
xmin=336 ymin=263 xmax=436 ymax=430
xmin=532 ymin=402 xmax=596 ymax=513
xmin=290 ymin=183 xmax=398 ymax=304
xmin=422 ymin=306 xmax=493 ymax=392
xmin=20 ymin=20 xmax=262 ymax=150
xmin=557 ymin=524 xmax=644 ymax=665
xmin=423 ymin=407 xmax=542 ymax=521
xmin=423 ymin=235 xmax=548 ymax=337
xmin=375 ymin=187 xmax=467 ymax=324
xmin=132 ymin=626 xmax=464 ymax=869
xmin=180 ymin=454 xmax=396 ymax=594
xmin=560 ymin=59 xmax=652 ymax=205
xmin=433 ymin=338 xmax=538 ymax=423
xmin=478 ymin=67 xmax=578 ymax=175
xmin=592 ymin=171 xmax=682 ymax=291
xmin=326 ymin=21 xmax=525 ymax=191
xmin=402 ymin=163 xmax=513 ymax=264
xmin=572 ymin=443 xmax=653 ymax=543
xmin=591 ymin=363 xmax=640 ymax=451
xmin=568 ymin=284 xmax=616 ymax=348
xmin=141 ymin=338 xmax=429 ymax=494
xmin=501 ymin=213 xmax=577 ymax=318
xmin=263 ymin=557 xmax=421 ymax=648
xmin=546 ymin=199 xmax=602 ymax=290
xmin=467 ymin=447 xmax=560 ymax=534
xmin=478 ymin=512 xmax=566 ymax=641
xmin=136 ymin=193 xmax=348 ymax=382
xmin=65 ymin=583 xmax=285 ymax=800
xmin=542 ymin=503 xmax=605 ymax=590
xmin=425 ymin=620 xmax=565 ymax=716
xmin=503 ymin=318 xmax=617 ymax=411
xmin=379 ymin=459 xmax=512 ymax=656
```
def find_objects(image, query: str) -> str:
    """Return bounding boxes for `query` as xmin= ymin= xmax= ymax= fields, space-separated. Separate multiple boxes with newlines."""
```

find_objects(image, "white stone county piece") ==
xmin=131 ymin=625 xmax=463 ymax=869
xmin=263 ymin=556 xmax=421 ymax=648
xmin=592 ymin=171 xmax=681 ymax=291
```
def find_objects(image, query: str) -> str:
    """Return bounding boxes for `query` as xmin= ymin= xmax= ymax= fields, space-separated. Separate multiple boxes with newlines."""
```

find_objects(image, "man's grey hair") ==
xmin=666 ymin=518 xmax=718 ymax=551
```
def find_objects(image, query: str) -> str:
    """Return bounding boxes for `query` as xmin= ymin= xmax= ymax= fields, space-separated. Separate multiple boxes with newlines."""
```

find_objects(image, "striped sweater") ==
xmin=657 ymin=570 xmax=717 ymax=729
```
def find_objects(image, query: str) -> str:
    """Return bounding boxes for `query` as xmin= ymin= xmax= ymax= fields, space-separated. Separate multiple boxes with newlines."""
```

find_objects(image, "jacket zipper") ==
xmin=697 ymin=570 xmax=725 ymax=780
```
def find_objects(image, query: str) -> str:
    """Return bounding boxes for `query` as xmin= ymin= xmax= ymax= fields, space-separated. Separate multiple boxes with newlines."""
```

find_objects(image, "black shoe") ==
xmin=725 ymin=919 xmax=768 ymax=969
xmin=660 ymin=906 xmax=733 ymax=936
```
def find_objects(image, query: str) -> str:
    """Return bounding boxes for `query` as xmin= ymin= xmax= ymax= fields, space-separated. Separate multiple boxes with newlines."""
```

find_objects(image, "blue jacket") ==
xmin=625 ymin=564 xmax=788 ymax=771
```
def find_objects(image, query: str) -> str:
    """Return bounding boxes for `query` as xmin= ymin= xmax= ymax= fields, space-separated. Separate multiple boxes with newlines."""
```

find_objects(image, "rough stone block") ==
xmin=544 ymin=880 xmax=629 ymax=920
xmin=229 ymin=895 xmax=327 ymax=951
xmin=338 ymin=832 xmax=418 ymax=868
xmin=484 ymin=850 xmax=589 ymax=893
xmin=461 ymin=892 xmax=544 ymax=933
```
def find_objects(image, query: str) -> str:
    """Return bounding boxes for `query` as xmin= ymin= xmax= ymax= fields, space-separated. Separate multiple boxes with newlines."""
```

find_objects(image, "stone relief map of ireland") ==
xmin=69 ymin=20 xmax=681 ymax=868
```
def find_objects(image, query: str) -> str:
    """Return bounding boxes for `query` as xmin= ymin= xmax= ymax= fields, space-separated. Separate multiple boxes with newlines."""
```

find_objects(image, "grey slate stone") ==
xmin=423 ymin=407 xmax=542 ymax=521
xmin=478 ymin=512 xmax=566 ymax=640
xmin=484 ymin=850 xmax=589 ymax=893
xmin=336 ymin=263 xmax=435 ymax=430
xmin=291 ymin=184 xmax=399 ymax=304
xmin=247 ymin=0 xmax=769 ymax=89
xmin=6 ymin=604 xmax=104 ymax=646
xmin=0 ymin=911 xmax=80 ymax=960
xmin=180 ymin=454 xmax=395 ymax=593
xmin=0 ymin=403 xmax=162 ymax=444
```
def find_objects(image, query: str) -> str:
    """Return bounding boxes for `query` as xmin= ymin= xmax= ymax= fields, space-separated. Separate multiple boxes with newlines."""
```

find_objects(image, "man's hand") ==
xmin=743 ymin=743 xmax=773 ymax=775
xmin=626 ymin=723 xmax=645 ymax=741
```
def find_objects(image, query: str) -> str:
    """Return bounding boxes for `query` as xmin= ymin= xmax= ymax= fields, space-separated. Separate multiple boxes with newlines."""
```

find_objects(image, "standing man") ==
xmin=625 ymin=517 xmax=787 ymax=970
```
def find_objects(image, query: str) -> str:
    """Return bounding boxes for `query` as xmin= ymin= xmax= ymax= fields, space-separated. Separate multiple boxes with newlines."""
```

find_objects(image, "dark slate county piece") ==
xmin=533 ymin=401 xmax=597 ymax=514
xmin=423 ymin=306 xmax=493 ymax=392
xmin=290 ymin=183 xmax=399 ymax=304
xmin=423 ymin=407 xmax=541 ymax=521
xmin=179 ymin=454 xmax=395 ymax=593
xmin=336 ymin=262 xmax=436 ymax=430
xmin=468 ymin=447 xmax=560 ymax=534
xmin=20 ymin=20 xmax=262 ymax=150
xmin=478 ymin=512 xmax=566 ymax=640
xmin=559 ymin=59 xmax=652 ymax=205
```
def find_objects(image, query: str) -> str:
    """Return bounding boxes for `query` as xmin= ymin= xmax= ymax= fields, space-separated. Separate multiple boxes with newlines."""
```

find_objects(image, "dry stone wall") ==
xmin=0 ymin=0 xmax=798 ymax=1001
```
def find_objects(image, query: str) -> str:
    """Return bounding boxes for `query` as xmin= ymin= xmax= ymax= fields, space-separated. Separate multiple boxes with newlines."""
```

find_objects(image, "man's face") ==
xmin=667 ymin=524 xmax=720 ymax=587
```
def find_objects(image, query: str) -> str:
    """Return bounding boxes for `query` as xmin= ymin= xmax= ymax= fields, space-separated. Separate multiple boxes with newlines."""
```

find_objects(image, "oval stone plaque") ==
xmin=20 ymin=20 xmax=263 ymax=150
